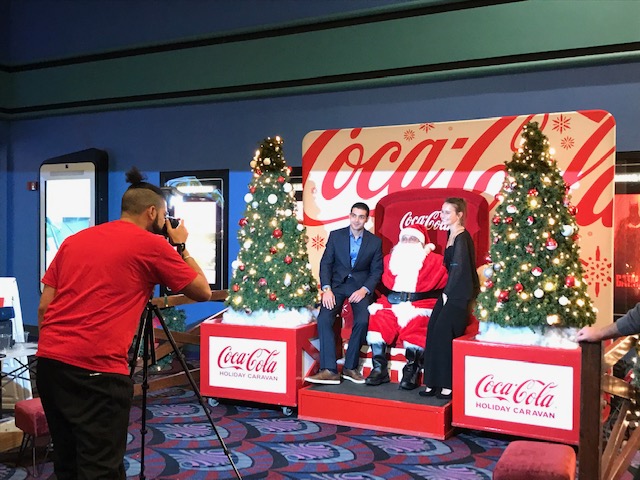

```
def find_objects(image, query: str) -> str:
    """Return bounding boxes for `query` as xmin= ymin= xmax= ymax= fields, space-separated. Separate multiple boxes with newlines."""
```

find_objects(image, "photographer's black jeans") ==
xmin=36 ymin=358 xmax=133 ymax=480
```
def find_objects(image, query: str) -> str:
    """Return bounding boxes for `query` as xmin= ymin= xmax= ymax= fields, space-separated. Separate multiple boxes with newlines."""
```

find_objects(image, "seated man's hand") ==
xmin=322 ymin=290 xmax=336 ymax=310
xmin=349 ymin=287 xmax=368 ymax=304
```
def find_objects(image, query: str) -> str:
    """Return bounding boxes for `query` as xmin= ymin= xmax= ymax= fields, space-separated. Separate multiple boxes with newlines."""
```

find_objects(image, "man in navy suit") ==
xmin=305 ymin=202 xmax=383 ymax=384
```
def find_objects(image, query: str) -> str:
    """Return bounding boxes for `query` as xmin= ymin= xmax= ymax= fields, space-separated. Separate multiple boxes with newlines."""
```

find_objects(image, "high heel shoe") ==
xmin=436 ymin=390 xmax=452 ymax=400
xmin=418 ymin=388 xmax=437 ymax=398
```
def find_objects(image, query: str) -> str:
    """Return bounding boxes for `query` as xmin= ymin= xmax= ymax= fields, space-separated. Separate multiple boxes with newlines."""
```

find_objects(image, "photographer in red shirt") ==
xmin=37 ymin=167 xmax=211 ymax=480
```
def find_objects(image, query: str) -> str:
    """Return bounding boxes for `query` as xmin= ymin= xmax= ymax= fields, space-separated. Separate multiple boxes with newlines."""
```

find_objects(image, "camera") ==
xmin=162 ymin=215 xmax=180 ymax=237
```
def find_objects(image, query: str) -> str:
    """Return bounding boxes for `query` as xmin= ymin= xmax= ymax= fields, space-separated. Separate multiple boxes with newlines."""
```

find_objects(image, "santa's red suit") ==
xmin=367 ymin=248 xmax=448 ymax=348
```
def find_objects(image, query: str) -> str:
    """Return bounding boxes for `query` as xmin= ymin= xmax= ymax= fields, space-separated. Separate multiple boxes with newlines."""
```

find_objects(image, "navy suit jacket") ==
xmin=319 ymin=227 xmax=383 ymax=295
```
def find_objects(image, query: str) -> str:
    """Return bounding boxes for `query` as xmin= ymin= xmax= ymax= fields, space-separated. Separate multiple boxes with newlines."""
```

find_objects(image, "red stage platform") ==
xmin=298 ymin=381 xmax=453 ymax=439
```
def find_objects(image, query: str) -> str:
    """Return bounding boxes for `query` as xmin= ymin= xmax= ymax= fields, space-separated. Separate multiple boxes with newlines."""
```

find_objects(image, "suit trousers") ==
xmin=317 ymin=277 xmax=371 ymax=371
xmin=36 ymin=357 xmax=133 ymax=480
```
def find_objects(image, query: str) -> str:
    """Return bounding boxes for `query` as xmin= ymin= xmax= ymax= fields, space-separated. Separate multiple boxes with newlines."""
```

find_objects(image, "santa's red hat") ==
xmin=399 ymin=224 xmax=435 ymax=252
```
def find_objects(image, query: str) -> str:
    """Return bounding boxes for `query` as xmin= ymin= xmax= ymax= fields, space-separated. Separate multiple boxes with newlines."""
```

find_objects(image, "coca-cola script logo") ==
xmin=217 ymin=346 xmax=280 ymax=373
xmin=400 ymin=211 xmax=448 ymax=231
xmin=303 ymin=113 xmax=615 ymax=228
xmin=475 ymin=374 xmax=557 ymax=409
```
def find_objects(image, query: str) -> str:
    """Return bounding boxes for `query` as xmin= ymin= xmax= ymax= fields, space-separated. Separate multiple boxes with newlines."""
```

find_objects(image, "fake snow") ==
xmin=476 ymin=322 xmax=580 ymax=349
xmin=222 ymin=307 xmax=318 ymax=328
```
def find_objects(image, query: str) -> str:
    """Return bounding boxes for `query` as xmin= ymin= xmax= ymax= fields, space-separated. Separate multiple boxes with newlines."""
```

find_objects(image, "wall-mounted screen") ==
xmin=39 ymin=149 xmax=108 ymax=290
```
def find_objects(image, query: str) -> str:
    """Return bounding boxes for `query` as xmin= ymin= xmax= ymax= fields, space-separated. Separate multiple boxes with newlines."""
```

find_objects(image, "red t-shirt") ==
xmin=38 ymin=220 xmax=198 ymax=375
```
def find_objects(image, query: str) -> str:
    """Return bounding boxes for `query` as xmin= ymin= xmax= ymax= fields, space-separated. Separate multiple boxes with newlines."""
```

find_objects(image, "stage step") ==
xmin=298 ymin=381 xmax=453 ymax=439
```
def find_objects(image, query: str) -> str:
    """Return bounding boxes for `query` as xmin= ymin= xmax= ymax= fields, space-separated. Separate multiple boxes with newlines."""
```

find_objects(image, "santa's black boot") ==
xmin=399 ymin=347 xmax=424 ymax=390
xmin=365 ymin=343 xmax=390 ymax=386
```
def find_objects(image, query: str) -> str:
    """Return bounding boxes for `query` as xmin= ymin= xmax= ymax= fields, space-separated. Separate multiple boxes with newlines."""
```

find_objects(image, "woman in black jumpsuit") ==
xmin=420 ymin=197 xmax=479 ymax=400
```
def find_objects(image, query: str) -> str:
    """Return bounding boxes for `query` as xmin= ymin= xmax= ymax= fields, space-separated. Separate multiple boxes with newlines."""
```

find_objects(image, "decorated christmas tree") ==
xmin=475 ymin=122 xmax=597 ymax=329
xmin=224 ymin=136 xmax=319 ymax=325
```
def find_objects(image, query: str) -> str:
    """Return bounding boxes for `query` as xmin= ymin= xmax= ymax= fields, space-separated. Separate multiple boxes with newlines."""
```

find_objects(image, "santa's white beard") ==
xmin=389 ymin=242 xmax=427 ymax=292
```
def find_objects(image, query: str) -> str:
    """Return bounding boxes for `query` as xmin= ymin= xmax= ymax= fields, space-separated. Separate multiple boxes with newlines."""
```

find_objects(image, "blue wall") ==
xmin=7 ymin=60 xmax=640 ymax=325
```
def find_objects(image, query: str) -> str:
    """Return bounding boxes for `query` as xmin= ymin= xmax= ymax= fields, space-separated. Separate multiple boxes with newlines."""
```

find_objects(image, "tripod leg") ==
xmin=130 ymin=305 xmax=156 ymax=480
xmin=151 ymin=304 xmax=242 ymax=480
xmin=129 ymin=306 xmax=148 ymax=378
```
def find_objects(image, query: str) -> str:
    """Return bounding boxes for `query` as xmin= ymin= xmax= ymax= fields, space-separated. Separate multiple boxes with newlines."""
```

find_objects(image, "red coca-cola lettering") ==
xmin=399 ymin=211 xmax=448 ymax=231
xmin=217 ymin=346 xmax=279 ymax=373
xmin=302 ymin=113 xmax=614 ymax=228
xmin=475 ymin=374 xmax=556 ymax=408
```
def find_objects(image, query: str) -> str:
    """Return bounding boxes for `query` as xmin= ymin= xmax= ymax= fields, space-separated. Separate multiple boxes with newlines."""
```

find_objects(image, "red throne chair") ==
xmin=341 ymin=188 xmax=489 ymax=382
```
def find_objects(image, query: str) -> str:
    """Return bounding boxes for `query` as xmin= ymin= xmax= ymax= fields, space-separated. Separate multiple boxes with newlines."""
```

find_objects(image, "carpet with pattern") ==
xmin=1 ymin=385 xmax=639 ymax=479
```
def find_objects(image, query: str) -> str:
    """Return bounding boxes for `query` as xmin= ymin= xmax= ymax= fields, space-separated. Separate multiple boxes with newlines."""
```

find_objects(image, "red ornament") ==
xmin=277 ymin=176 xmax=285 ymax=183
xmin=249 ymin=186 xmax=256 ymax=194
xmin=278 ymin=303 xmax=285 ymax=310
xmin=239 ymin=217 xmax=248 ymax=227
xmin=498 ymin=290 xmax=510 ymax=302
xmin=273 ymin=228 xmax=283 ymax=238
xmin=485 ymin=279 xmax=494 ymax=289
xmin=528 ymin=188 xmax=539 ymax=197
xmin=527 ymin=216 xmax=534 ymax=226
xmin=269 ymin=293 xmax=277 ymax=301
xmin=526 ymin=244 xmax=534 ymax=254
xmin=545 ymin=238 xmax=558 ymax=251
xmin=568 ymin=205 xmax=578 ymax=216
xmin=514 ymin=283 xmax=524 ymax=293
xmin=485 ymin=255 xmax=493 ymax=264
xmin=238 ymin=264 xmax=245 ymax=271
xmin=532 ymin=266 xmax=543 ymax=277
xmin=572 ymin=234 xmax=580 ymax=242
xmin=284 ymin=255 xmax=293 ymax=264
xmin=492 ymin=215 xmax=501 ymax=225
xmin=505 ymin=216 xmax=513 ymax=224
xmin=270 ymin=246 xmax=278 ymax=254
xmin=258 ymin=278 xmax=267 ymax=287
xmin=232 ymin=284 xmax=240 ymax=292
xmin=255 ymin=169 xmax=262 ymax=176
xmin=565 ymin=275 xmax=576 ymax=287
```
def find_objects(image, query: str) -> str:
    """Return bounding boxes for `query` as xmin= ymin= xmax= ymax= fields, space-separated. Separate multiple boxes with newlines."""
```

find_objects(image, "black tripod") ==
xmin=129 ymin=300 xmax=241 ymax=479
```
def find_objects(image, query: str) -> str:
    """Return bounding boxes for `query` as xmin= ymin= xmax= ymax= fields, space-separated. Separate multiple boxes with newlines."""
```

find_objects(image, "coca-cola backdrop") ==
xmin=303 ymin=111 xmax=615 ymax=325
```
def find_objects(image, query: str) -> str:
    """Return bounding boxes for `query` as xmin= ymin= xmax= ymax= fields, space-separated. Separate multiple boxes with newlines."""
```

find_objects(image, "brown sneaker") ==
xmin=305 ymin=369 xmax=340 ymax=385
xmin=342 ymin=368 xmax=365 ymax=384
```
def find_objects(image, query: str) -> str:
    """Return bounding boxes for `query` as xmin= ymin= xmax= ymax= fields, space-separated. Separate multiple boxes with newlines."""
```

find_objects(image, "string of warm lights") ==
xmin=475 ymin=122 xmax=597 ymax=328
xmin=226 ymin=136 xmax=319 ymax=314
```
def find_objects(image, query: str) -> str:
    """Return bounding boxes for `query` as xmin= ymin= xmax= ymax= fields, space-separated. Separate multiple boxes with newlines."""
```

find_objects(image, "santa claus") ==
xmin=365 ymin=224 xmax=448 ymax=389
